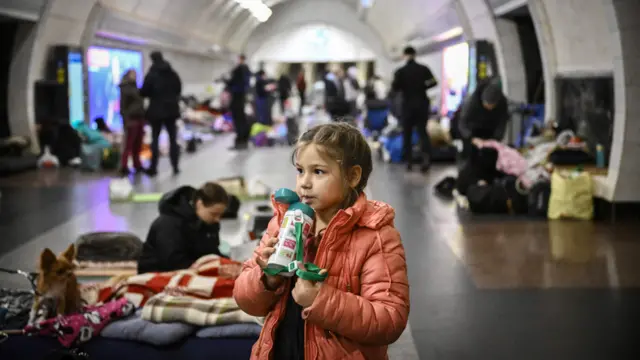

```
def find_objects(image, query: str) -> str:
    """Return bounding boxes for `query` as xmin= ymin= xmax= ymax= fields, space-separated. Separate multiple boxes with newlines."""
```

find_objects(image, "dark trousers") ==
xmin=230 ymin=93 xmax=249 ymax=146
xmin=298 ymin=91 xmax=305 ymax=114
xmin=121 ymin=120 xmax=144 ymax=169
xmin=279 ymin=96 xmax=288 ymax=114
xmin=402 ymin=103 xmax=431 ymax=164
xmin=256 ymin=97 xmax=271 ymax=125
xmin=150 ymin=118 xmax=179 ymax=171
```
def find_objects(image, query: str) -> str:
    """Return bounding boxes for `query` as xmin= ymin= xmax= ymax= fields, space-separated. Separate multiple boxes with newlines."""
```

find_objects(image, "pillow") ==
xmin=195 ymin=323 xmax=262 ymax=339
xmin=101 ymin=310 xmax=196 ymax=346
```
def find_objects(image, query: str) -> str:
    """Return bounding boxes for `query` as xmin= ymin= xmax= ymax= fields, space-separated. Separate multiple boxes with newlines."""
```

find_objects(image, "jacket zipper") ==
xmin=306 ymin=222 xmax=336 ymax=360
xmin=265 ymin=280 xmax=291 ymax=360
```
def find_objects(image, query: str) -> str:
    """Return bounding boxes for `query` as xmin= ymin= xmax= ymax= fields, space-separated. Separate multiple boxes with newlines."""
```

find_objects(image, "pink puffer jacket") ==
xmin=233 ymin=193 xmax=410 ymax=359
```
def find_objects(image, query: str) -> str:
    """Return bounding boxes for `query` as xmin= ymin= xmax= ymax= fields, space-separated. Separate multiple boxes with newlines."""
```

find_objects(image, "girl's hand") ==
xmin=255 ymin=237 xmax=285 ymax=290
xmin=292 ymin=269 xmax=328 ymax=308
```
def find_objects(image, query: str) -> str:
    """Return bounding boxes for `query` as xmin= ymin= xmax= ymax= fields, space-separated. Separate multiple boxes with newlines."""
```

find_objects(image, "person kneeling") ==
xmin=138 ymin=182 xmax=229 ymax=274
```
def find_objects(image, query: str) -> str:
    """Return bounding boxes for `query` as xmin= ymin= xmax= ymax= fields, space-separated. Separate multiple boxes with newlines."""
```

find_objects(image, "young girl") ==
xmin=234 ymin=123 xmax=410 ymax=359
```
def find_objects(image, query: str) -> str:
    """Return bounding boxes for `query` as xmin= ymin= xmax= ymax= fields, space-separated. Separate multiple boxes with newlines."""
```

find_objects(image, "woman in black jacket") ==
xmin=119 ymin=69 xmax=145 ymax=176
xmin=137 ymin=182 xmax=230 ymax=274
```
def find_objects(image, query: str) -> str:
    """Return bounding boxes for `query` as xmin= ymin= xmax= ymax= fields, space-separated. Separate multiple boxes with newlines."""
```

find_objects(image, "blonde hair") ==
xmin=293 ymin=122 xmax=373 ymax=208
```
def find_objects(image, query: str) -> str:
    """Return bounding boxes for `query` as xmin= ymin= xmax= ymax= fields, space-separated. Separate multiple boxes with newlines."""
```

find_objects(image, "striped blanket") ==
xmin=80 ymin=255 xmax=239 ymax=308
xmin=141 ymin=294 xmax=258 ymax=326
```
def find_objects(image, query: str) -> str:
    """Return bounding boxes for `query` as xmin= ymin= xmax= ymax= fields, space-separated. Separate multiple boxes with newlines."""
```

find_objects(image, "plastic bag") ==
xmin=109 ymin=178 xmax=134 ymax=202
xmin=547 ymin=170 xmax=593 ymax=220
xmin=37 ymin=146 xmax=60 ymax=168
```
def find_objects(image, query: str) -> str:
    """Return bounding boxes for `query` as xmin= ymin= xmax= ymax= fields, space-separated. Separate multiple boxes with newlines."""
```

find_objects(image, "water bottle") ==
xmin=596 ymin=144 xmax=605 ymax=169
xmin=264 ymin=189 xmax=315 ymax=277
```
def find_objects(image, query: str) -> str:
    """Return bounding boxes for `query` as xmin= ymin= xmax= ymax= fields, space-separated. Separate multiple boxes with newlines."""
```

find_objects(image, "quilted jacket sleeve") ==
xmin=302 ymin=225 xmax=410 ymax=345
xmin=233 ymin=216 xmax=286 ymax=317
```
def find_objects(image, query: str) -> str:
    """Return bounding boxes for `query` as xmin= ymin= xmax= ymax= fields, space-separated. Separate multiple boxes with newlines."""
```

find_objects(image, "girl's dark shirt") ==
xmin=271 ymin=231 xmax=322 ymax=360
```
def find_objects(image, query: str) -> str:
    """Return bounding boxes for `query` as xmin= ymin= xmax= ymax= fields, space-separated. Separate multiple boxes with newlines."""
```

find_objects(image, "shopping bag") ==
xmin=547 ymin=170 xmax=593 ymax=220
xmin=37 ymin=146 xmax=60 ymax=168
xmin=109 ymin=178 xmax=134 ymax=202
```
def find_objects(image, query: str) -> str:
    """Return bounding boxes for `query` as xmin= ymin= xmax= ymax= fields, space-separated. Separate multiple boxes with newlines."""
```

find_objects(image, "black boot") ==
xmin=421 ymin=155 xmax=431 ymax=173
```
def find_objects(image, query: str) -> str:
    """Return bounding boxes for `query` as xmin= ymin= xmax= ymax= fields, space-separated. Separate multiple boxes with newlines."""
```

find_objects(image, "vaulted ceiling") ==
xmin=96 ymin=0 xmax=460 ymax=57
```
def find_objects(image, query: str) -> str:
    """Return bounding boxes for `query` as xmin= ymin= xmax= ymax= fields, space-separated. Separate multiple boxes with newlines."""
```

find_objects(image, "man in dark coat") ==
xmin=226 ymin=54 xmax=252 ymax=150
xmin=392 ymin=46 xmax=438 ymax=172
xmin=139 ymin=51 xmax=182 ymax=176
xmin=137 ymin=182 xmax=229 ymax=274
xmin=277 ymin=74 xmax=292 ymax=114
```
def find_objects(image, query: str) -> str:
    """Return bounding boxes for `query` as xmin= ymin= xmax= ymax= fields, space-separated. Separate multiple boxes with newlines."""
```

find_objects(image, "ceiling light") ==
xmin=361 ymin=0 xmax=375 ymax=8
xmin=234 ymin=0 xmax=272 ymax=22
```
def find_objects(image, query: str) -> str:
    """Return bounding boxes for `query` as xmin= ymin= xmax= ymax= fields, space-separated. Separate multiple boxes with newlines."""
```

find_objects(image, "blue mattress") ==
xmin=0 ymin=334 xmax=258 ymax=360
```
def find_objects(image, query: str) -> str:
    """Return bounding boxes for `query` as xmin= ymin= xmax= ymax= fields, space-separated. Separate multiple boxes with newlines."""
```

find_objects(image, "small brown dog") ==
xmin=28 ymin=244 xmax=82 ymax=325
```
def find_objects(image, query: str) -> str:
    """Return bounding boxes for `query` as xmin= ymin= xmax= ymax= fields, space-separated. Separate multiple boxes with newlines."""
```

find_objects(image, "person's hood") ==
xmin=150 ymin=60 xmax=173 ymax=73
xmin=158 ymin=186 xmax=197 ymax=219
xmin=119 ymin=78 xmax=136 ymax=88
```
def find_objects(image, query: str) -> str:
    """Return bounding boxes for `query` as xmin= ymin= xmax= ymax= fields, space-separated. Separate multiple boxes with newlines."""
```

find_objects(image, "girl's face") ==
xmin=128 ymin=70 xmax=136 ymax=81
xmin=295 ymin=144 xmax=345 ymax=220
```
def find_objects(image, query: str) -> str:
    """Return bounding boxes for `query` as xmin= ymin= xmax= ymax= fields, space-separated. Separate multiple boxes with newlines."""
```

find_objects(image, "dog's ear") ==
xmin=40 ymin=248 xmax=57 ymax=272
xmin=61 ymin=244 xmax=76 ymax=262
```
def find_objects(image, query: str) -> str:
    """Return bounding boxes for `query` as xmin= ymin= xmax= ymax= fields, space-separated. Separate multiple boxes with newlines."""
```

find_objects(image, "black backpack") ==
xmin=527 ymin=180 xmax=552 ymax=217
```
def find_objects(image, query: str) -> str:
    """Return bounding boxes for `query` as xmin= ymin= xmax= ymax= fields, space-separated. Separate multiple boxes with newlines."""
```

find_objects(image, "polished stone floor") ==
xmin=2 ymin=134 xmax=640 ymax=359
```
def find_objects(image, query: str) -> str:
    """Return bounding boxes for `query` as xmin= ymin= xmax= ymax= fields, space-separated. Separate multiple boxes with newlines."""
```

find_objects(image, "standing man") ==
xmin=392 ymin=46 xmax=438 ymax=172
xmin=296 ymin=69 xmax=307 ymax=115
xmin=227 ymin=54 xmax=252 ymax=150
xmin=277 ymin=72 xmax=292 ymax=114
xmin=324 ymin=66 xmax=349 ymax=120
xmin=140 ymin=51 xmax=182 ymax=176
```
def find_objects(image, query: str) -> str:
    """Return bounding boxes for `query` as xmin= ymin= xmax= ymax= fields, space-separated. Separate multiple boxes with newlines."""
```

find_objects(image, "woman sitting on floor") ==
xmin=137 ymin=182 xmax=230 ymax=274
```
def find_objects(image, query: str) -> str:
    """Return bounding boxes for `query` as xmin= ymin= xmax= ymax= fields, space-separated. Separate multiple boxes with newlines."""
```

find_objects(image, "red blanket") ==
xmin=80 ymin=255 xmax=241 ymax=307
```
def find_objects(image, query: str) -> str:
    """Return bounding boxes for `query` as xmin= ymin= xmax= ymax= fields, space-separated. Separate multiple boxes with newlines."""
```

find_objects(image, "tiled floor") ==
xmin=2 ymin=134 xmax=640 ymax=359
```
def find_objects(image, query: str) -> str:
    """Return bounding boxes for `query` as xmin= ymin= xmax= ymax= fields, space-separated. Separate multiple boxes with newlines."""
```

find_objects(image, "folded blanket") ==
xmin=142 ymin=294 xmax=258 ymax=327
xmin=101 ymin=309 xmax=195 ymax=346
xmin=81 ymin=255 xmax=238 ymax=307
xmin=196 ymin=323 xmax=262 ymax=338
xmin=75 ymin=260 xmax=138 ymax=269
xmin=24 ymin=297 xmax=134 ymax=348
xmin=0 ymin=289 xmax=33 ymax=330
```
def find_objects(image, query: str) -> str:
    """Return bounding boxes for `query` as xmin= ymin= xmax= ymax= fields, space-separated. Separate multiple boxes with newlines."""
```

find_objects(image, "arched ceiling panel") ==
xmin=95 ymin=0 xmax=460 ymax=60
xmin=99 ymin=0 xmax=138 ymax=12
xmin=212 ymin=2 xmax=247 ymax=43
xmin=366 ymin=0 xmax=459 ymax=51
xmin=159 ymin=1 xmax=194 ymax=28
xmin=165 ymin=0 xmax=211 ymax=28
xmin=131 ymin=0 xmax=169 ymax=22
xmin=222 ymin=11 xmax=253 ymax=42
xmin=252 ymin=24 xmax=377 ymax=62
xmin=244 ymin=0 xmax=386 ymax=54
xmin=202 ymin=0 xmax=238 ymax=36
xmin=193 ymin=0 xmax=227 ymax=36
xmin=243 ymin=0 xmax=393 ymax=75
xmin=227 ymin=15 xmax=261 ymax=51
